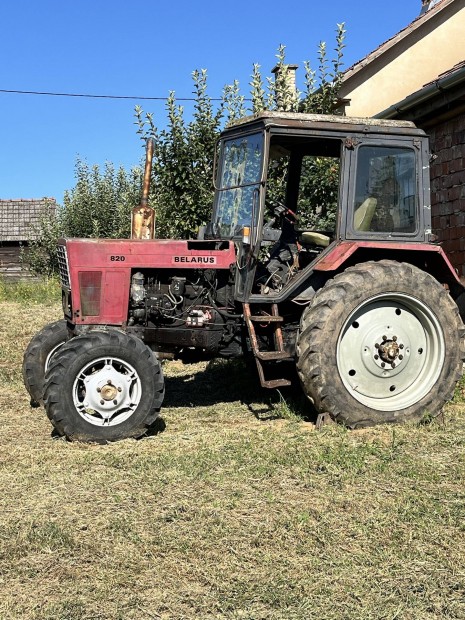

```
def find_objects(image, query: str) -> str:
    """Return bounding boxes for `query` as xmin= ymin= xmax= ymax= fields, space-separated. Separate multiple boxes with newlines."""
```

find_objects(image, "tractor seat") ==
xmin=354 ymin=197 xmax=377 ymax=231
xmin=299 ymin=231 xmax=331 ymax=248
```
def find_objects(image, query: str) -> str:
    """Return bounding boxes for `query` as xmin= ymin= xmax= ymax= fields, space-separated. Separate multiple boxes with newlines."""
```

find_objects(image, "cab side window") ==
xmin=353 ymin=146 xmax=417 ymax=234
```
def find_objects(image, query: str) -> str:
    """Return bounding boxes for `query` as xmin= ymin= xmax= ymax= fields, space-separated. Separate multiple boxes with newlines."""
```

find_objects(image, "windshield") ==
xmin=212 ymin=132 xmax=264 ymax=237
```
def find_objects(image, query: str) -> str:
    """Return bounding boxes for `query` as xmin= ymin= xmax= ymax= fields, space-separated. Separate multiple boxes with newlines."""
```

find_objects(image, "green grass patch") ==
xmin=0 ymin=276 xmax=61 ymax=304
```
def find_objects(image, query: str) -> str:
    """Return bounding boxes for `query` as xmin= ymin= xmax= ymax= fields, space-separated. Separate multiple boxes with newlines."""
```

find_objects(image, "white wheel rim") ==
xmin=72 ymin=356 xmax=142 ymax=427
xmin=336 ymin=293 xmax=445 ymax=412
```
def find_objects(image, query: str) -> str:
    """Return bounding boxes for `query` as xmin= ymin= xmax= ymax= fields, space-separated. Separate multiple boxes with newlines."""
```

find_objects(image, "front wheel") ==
xmin=23 ymin=320 xmax=69 ymax=407
xmin=297 ymin=261 xmax=464 ymax=427
xmin=44 ymin=330 xmax=165 ymax=442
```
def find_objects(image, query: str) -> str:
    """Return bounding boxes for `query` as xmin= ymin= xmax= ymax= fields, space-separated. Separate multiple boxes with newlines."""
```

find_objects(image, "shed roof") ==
xmin=0 ymin=198 xmax=57 ymax=242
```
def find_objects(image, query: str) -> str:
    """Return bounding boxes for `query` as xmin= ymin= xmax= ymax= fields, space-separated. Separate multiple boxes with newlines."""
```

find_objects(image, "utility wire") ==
xmin=0 ymin=88 xmax=226 ymax=101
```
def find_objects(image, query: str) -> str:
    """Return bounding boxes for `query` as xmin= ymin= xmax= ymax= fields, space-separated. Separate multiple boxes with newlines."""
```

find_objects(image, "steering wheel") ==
xmin=265 ymin=200 xmax=298 ymax=224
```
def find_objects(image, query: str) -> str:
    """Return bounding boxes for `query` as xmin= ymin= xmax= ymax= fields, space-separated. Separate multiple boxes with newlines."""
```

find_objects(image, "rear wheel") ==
xmin=23 ymin=320 xmax=69 ymax=407
xmin=44 ymin=330 xmax=165 ymax=442
xmin=296 ymin=260 xmax=464 ymax=427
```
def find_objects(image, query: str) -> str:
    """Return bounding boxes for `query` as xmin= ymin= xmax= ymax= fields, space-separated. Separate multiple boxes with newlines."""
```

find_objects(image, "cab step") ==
xmin=249 ymin=314 xmax=284 ymax=323
xmin=255 ymin=351 xmax=293 ymax=361
xmin=243 ymin=302 xmax=293 ymax=389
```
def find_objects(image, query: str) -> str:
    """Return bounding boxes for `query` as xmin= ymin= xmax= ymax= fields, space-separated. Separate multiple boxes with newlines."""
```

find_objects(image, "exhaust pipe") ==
xmin=131 ymin=138 xmax=155 ymax=239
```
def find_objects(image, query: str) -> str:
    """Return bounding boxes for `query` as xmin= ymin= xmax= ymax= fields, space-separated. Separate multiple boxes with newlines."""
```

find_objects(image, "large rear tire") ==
xmin=43 ymin=330 xmax=165 ymax=442
xmin=296 ymin=260 xmax=464 ymax=427
xmin=23 ymin=320 xmax=69 ymax=407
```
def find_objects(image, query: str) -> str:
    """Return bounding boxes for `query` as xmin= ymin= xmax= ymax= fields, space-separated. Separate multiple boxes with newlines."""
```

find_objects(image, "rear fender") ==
xmin=312 ymin=240 xmax=465 ymax=297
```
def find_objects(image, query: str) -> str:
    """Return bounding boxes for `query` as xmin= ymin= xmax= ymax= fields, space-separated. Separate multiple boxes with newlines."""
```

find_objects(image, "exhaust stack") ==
xmin=131 ymin=138 xmax=155 ymax=239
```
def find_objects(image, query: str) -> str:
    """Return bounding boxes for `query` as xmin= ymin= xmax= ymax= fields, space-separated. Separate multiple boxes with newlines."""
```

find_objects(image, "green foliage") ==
xmin=266 ymin=44 xmax=301 ymax=112
xmin=250 ymin=63 xmax=266 ymax=114
xmin=297 ymin=157 xmax=341 ymax=231
xmin=21 ymin=202 xmax=63 ymax=277
xmin=301 ymin=23 xmax=346 ymax=114
xmin=222 ymin=79 xmax=246 ymax=125
xmin=61 ymin=159 xmax=143 ymax=239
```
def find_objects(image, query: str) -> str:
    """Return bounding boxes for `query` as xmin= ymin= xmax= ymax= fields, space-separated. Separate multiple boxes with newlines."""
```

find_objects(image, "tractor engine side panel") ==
xmin=60 ymin=239 xmax=236 ymax=325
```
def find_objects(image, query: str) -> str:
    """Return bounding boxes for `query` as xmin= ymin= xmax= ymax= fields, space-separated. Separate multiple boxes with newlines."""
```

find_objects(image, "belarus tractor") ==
xmin=23 ymin=111 xmax=465 ymax=442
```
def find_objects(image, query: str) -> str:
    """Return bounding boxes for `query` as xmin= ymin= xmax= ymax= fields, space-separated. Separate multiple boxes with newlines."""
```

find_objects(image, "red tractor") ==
xmin=23 ymin=112 xmax=465 ymax=442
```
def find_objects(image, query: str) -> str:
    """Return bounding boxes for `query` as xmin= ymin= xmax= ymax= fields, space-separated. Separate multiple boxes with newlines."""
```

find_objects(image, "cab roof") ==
xmin=226 ymin=111 xmax=425 ymax=137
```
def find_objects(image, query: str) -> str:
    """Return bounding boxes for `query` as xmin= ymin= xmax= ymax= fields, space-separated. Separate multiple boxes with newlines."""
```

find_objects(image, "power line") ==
xmin=0 ymin=88 xmax=225 ymax=101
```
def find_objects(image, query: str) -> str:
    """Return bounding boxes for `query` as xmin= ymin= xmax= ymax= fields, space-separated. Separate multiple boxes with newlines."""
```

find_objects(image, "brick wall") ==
xmin=429 ymin=114 xmax=465 ymax=276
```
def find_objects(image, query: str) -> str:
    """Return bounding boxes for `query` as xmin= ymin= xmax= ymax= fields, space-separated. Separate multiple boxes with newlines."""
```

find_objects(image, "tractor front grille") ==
xmin=57 ymin=244 xmax=70 ymax=289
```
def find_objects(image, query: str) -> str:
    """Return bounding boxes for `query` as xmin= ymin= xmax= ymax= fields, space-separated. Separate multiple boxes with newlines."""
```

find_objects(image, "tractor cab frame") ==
xmin=208 ymin=112 xmax=448 ymax=303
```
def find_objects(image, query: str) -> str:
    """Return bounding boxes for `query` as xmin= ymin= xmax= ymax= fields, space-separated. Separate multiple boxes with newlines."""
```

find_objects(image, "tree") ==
xmin=61 ymin=159 xmax=142 ymax=239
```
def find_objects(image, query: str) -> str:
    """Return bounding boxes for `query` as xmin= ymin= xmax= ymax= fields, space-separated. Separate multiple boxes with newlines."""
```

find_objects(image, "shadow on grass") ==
xmin=163 ymin=358 xmax=259 ymax=408
xmin=162 ymin=357 xmax=318 ymax=424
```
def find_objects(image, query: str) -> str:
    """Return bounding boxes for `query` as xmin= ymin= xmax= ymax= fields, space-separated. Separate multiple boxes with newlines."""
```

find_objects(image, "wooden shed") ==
xmin=0 ymin=198 xmax=57 ymax=280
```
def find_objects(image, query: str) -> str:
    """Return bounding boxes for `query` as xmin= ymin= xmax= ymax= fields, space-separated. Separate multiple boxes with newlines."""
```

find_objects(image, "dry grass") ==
xmin=1 ymin=298 xmax=465 ymax=619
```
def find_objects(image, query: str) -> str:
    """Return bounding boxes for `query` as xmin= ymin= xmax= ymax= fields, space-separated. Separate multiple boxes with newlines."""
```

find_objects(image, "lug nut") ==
xmin=100 ymin=400 xmax=105 ymax=405
xmin=374 ymin=354 xmax=379 ymax=360
xmin=392 ymin=335 xmax=397 ymax=341
xmin=97 ymin=387 xmax=101 ymax=393
xmin=113 ymin=400 xmax=118 ymax=405
xmin=117 ymin=387 xmax=122 ymax=392
xmin=399 ymin=344 xmax=404 ymax=350
xmin=375 ymin=343 xmax=380 ymax=349
xmin=107 ymin=380 xmax=112 ymax=385
xmin=399 ymin=355 xmax=403 ymax=360
xmin=382 ymin=335 xmax=387 ymax=341
xmin=391 ymin=362 xmax=396 ymax=368
xmin=381 ymin=362 xmax=386 ymax=368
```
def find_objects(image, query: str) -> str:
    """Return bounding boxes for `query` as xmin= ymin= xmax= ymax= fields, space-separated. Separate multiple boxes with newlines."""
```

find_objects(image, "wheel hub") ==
xmin=375 ymin=335 xmax=404 ymax=368
xmin=100 ymin=382 xmax=118 ymax=401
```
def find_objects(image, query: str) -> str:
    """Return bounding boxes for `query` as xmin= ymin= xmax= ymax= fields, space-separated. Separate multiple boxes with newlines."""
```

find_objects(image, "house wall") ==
xmin=340 ymin=0 xmax=465 ymax=117
xmin=428 ymin=113 xmax=465 ymax=276
xmin=0 ymin=244 xmax=36 ymax=281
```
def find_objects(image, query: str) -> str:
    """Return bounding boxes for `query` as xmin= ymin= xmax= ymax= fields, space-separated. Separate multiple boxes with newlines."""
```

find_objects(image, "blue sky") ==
xmin=0 ymin=0 xmax=421 ymax=204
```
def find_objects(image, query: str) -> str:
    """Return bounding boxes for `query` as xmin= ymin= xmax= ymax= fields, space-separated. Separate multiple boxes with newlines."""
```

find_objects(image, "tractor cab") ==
xmin=207 ymin=112 xmax=432 ymax=302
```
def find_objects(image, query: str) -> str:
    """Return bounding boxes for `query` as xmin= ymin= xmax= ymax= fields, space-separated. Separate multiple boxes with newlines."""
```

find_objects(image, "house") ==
xmin=0 ymin=198 xmax=57 ymax=280
xmin=339 ymin=0 xmax=465 ymax=118
xmin=339 ymin=0 xmax=465 ymax=277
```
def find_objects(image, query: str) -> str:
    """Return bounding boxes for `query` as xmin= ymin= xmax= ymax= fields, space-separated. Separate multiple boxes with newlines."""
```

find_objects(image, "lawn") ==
xmin=0 ymin=289 xmax=464 ymax=619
